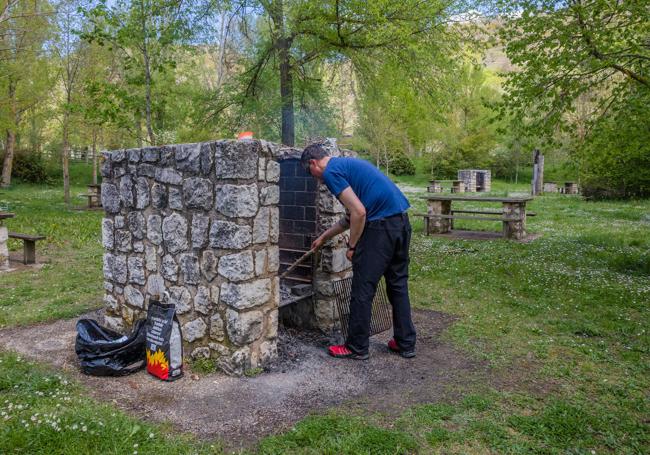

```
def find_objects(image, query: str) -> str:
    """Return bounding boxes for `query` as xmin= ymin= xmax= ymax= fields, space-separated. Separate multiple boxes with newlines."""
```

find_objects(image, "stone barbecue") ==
xmin=100 ymin=139 xmax=352 ymax=375
xmin=458 ymin=169 xmax=491 ymax=192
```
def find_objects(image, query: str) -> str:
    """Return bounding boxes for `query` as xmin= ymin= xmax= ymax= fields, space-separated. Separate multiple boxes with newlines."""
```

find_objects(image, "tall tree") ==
xmin=233 ymin=0 xmax=471 ymax=146
xmin=83 ymin=0 xmax=193 ymax=145
xmin=0 ymin=0 xmax=53 ymax=187
xmin=54 ymin=0 xmax=90 ymax=205
xmin=499 ymin=0 xmax=650 ymax=137
xmin=499 ymin=0 xmax=650 ymax=197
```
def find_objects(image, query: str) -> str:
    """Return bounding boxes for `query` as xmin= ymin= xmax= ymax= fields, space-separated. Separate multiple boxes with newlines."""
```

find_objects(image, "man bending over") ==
xmin=301 ymin=143 xmax=417 ymax=360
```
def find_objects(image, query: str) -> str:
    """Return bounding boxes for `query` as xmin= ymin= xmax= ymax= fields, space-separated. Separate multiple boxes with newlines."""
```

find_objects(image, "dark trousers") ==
xmin=346 ymin=213 xmax=417 ymax=355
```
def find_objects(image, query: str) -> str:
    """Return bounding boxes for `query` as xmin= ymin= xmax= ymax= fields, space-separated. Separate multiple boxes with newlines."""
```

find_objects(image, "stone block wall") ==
xmin=458 ymin=169 xmax=492 ymax=193
xmin=100 ymin=140 xmax=280 ymax=375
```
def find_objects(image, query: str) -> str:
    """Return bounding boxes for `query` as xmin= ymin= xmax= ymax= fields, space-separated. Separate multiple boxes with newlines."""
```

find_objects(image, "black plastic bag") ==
xmin=145 ymin=300 xmax=183 ymax=381
xmin=75 ymin=318 xmax=146 ymax=376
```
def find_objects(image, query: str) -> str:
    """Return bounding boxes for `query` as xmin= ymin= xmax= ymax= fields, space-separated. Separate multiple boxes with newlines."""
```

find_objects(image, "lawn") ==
xmin=1 ymin=176 xmax=648 ymax=454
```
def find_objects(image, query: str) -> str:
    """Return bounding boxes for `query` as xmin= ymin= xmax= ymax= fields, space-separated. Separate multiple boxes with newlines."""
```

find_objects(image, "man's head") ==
xmin=301 ymin=143 xmax=330 ymax=179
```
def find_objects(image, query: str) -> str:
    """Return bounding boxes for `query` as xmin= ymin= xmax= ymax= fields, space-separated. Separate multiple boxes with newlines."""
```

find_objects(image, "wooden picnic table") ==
xmin=424 ymin=195 xmax=534 ymax=240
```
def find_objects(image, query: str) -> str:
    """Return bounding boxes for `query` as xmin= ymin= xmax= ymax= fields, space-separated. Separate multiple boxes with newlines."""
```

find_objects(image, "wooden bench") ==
xmin=414 ymin=210 xmax=535 ymax=223
xmin=9 ymin=232 xmax=46 ymax=264
xmin=414 ymin=212 xmax=517 ymax=231
xmin=450 ymin=209 xmax=537 ymax=217
xmin=417 ymin=194 xmax=535 ymax=240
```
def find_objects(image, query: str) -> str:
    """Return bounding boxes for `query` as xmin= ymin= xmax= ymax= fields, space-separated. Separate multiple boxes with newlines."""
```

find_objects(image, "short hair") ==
xmin=300 ymin=143 xmax=329 ymax=171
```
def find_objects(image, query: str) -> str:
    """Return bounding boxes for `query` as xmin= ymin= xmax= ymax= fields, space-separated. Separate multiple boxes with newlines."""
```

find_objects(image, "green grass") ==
xmin=0 ymin=351 xmax=220 ymax=454
xmin=258 ymin=414 xmax=417 ymax=454
xmin=0 ymin=184 xmax=104 ymax=328
xmin=1 ymin=178 xmax=649 ymax=454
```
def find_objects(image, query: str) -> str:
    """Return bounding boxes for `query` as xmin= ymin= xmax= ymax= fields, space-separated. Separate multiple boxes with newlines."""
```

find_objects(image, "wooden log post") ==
xmin=502 ymin=202 xmax=527 ymax=240
xmin=426 ymin=200 xmax=452 ymax=234
xmin=531 ymin=149 xmax=544 ymax=195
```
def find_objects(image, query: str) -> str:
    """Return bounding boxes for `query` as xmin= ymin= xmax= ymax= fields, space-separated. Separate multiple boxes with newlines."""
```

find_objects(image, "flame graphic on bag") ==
xmin=146 ymin=348 xmax=169 ymax=379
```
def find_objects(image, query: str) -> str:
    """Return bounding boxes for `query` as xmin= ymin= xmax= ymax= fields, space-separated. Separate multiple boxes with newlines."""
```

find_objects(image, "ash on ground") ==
xmin=266 ymin=325 xmax=342 ymax=373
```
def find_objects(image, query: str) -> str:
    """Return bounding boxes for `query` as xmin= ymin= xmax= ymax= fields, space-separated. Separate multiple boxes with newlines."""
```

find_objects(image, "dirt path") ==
xmin=0 ymin=309 xmax=486 ymax=451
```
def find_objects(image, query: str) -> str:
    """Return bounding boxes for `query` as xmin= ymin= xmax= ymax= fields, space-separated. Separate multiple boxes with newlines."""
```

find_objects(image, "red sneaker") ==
xmin=388 ymin=338 xmax=416 ymax=358
xmin=328 ymin=344 xmax=369 ymax=360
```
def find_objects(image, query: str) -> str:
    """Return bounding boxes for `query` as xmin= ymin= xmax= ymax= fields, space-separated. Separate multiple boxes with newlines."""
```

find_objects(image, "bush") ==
xmin=4 ymin=149 xmax=51 ymax=184
xmin=385 ymin=151 xmax=416 ymax=176
xmin=579 ymin=102 xmax=650 ymax=199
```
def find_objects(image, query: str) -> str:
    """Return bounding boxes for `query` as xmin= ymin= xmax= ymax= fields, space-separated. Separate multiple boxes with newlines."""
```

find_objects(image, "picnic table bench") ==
xmin=419 ymin=195 xmax=535 ymax=240
xmin=9 ymin=232 xmax=46 ymax=264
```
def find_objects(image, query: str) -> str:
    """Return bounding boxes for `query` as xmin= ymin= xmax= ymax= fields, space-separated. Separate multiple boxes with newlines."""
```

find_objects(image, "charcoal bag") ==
xmin=75 ymin=318 xmax=146 ymax=376
xmin=145 ymin=300 xmax=183 ymax=381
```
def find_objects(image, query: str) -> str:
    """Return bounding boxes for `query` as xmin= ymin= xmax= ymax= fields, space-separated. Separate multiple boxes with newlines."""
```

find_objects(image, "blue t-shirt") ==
xmin=322 ymin=157 xmax=410 ymax=221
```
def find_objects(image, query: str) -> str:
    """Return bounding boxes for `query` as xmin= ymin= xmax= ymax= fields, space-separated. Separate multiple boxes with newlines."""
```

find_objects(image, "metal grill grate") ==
xmin=332 ymin=277 xmax=393 ymax=339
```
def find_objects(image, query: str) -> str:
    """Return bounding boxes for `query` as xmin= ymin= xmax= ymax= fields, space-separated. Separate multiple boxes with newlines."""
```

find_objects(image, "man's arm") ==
xmin=337 ymin=187 xmax=366 ymax=248
xmin=310 ymin=188 xmax=366 ymax=251
xmin=311 ymin=216 xmax=348 ymax=250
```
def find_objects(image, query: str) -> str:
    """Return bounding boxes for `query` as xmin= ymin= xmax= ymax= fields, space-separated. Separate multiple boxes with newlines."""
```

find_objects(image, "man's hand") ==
xmin=311 ymin=234 xmax=327 ymax=251
xmin=346 ymin=248 xmax=354 ymax=261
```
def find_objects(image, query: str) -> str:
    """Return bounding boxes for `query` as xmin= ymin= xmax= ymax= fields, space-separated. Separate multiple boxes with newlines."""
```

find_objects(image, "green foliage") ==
xmin=384 ymin=151 xmax=416 ymax=176
xmin=579 ymin=90 xmax=650 ymax=199
xmin=5 ymin=150 xmax=51 ymax=184
xmin=429 ymin=65 xmax=503 ymax=178
xmin=499 ymin=0 xmax=650 ymax=136
xmin=227 ymin=0 xmax=464 ymax=145
xmin=82 ymin=0 xmax=195 ymax=146
xmin=189 ymin=357 xmax=218 ymax=375
xmin=355 ymin=45 xmax=462 ymax=169
xmin=243 ymin=367 xmax=264 ymax=377
xmin=499 ymin=0 xmax=650 ymax=198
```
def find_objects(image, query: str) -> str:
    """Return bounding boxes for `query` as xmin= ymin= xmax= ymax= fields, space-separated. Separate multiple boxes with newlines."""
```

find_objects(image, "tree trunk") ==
xmin=384 ymin=145 xmax=389 ymax=175
xmin=62 ymin=108 xmax=71 ymax=206
xmin=216 ymin=10 xmax=228 ymax=89
xmin=270 ymin=0 xmax=294 ymax=146
xmin=92 ymin=128 xmax=98 ymax=185
xmin=1 ymin=82 xmax=17 ymax=188
xmin=279 ymin=41 xmax=294 ymax=146
xmin=1 ymin=130 xmax=16 ymax=188
xmin=515 ymin=161 xmax=519 ymax=184
xmin=140 ymin=2 xmax=155 ymax=146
